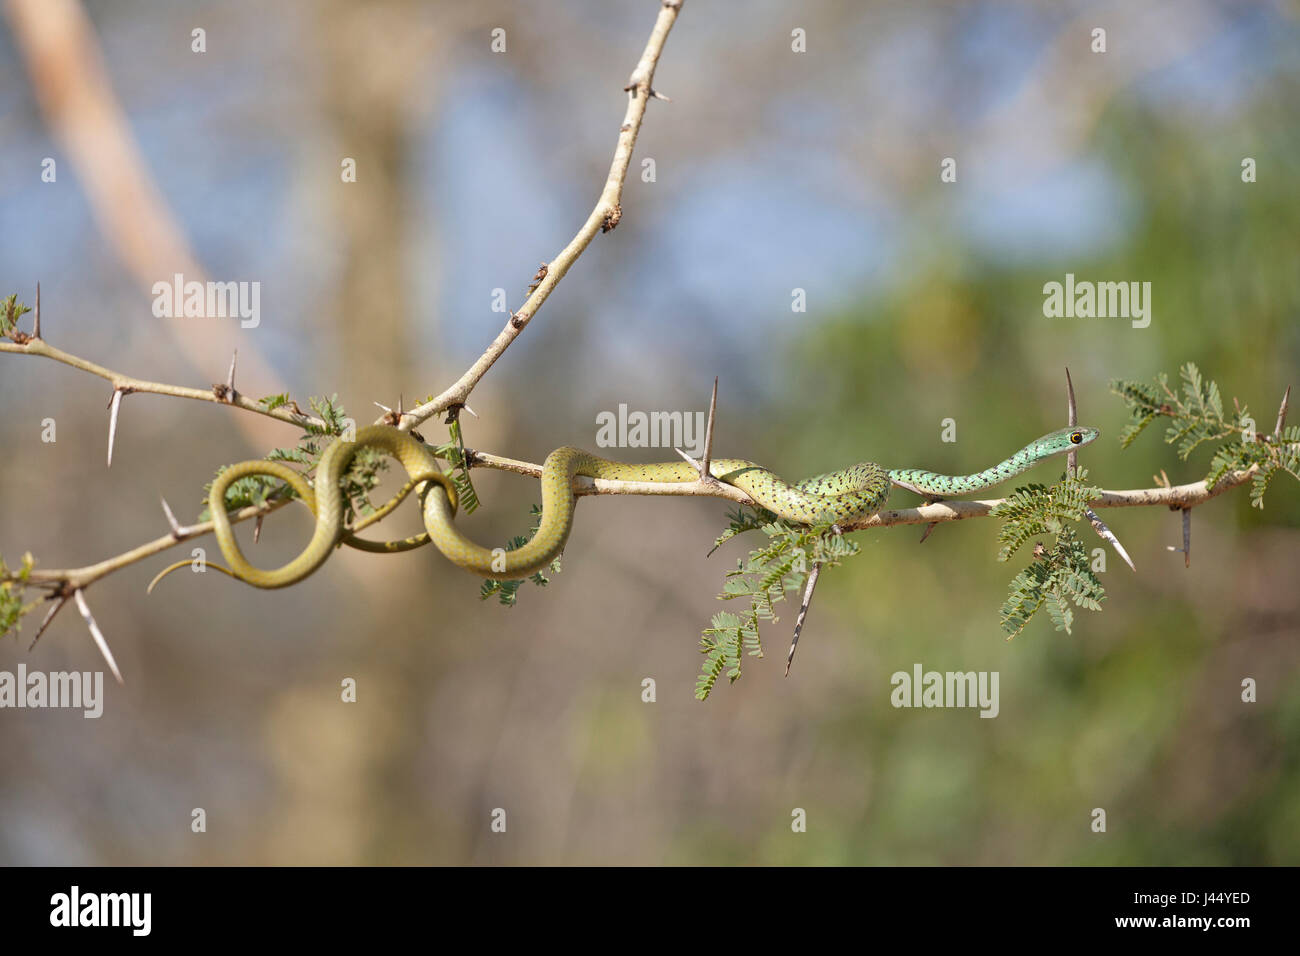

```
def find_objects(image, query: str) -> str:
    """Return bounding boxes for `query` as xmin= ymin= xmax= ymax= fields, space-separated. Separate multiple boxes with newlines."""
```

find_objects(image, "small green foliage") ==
xmin=1 ymin=294 xmax=32 ymax=338
xmin=199 ymin=465 xmax=294 ymax=521
xmin=708 ymin=505 xmax=771 ymax=556
xmin=997 ymin=527 xmax=1105 ymax=639
xmin=201 ymin=395 xmax=394 ymax=521
xmin=305 ymin=393 xmax=351 ymax=437
xmin=992 ymin=469 xmax=1104 ymax=639
xmin=697 ymin=611 xmax=756 ymax=699
xmin=434 ymin=418 xmax=480 ymax=516
xmin=696 ymin=507 xmax=858 ymax=699
xmin=479 ymin=504 xmax=560 ymax=606
xmin=1111 ymin=364 xmax=1300 ymax=508
xmin=0 ymin=552 xmax=39 ymax=641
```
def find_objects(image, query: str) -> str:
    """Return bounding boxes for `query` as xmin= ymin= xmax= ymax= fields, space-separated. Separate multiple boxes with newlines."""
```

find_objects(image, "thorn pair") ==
xmin=29 ymin=588 xmax=124 ymax=685
xmin=674 ymin=376 xmax=821 ymax=677
xmin=674 ymin=377 xmax=719 ymax=485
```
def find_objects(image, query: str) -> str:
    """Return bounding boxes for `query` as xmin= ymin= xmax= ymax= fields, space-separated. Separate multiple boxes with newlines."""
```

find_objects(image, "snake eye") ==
xmin=1070 ymin=431 xmax=1083 ymax=445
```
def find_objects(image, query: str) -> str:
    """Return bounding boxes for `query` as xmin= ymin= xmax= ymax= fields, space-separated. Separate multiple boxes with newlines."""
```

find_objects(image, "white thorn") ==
xmin=1087 ymin=507 xmax=1135 ymax=572
xmin=106 ymin=389 xmax=124 ymax=467
xmin=674 ymin=446 xmax=708 ymax=479
xmin=160 ymin=497 xmax=183 ymax=537
xmin=74 ymin=589 xmax=124 ymax=685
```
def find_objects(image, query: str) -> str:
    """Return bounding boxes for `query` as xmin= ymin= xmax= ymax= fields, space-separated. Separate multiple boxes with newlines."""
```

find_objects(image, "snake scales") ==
xmin=150 ymin=424 xmax=1098 ymax=589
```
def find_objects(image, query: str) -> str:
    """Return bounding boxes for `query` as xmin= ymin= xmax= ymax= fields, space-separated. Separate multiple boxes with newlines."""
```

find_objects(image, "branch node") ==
xmin=160 ymin=497 xmax=185 ymax=538
xmin=527 ymin=263 xmax=549 ymax=295
xmin=212 ymin=349 xmax=240 ymax=403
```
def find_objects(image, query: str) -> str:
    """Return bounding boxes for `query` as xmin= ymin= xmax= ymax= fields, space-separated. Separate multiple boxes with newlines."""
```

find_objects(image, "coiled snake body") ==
xmin=155 ymin=424 xmax=1098 ymax=589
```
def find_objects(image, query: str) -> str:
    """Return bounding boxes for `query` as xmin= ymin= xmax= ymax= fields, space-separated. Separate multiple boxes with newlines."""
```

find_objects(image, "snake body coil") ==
xmin=163 ymin=423 xmax=1097 ymax=590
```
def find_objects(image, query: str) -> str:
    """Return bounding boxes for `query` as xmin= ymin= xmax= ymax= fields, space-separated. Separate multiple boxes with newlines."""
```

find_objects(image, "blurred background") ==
xmin=1 ymin=0 xmax=1298 ymax=865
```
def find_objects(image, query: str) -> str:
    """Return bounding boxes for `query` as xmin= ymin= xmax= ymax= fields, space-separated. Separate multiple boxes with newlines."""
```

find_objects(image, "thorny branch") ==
xmin=1 ymin=1 xmax=1293 ymax=681
xmin=392 ymin=0 xmax=684 ymax=430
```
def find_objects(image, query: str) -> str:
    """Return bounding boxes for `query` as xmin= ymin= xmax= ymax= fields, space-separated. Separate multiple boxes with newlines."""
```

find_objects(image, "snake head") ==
xmin=1046 ymin=425 xmax=1100 ymax=450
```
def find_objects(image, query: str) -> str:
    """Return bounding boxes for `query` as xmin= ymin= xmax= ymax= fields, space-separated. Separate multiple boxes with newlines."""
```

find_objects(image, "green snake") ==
xmin=150 ymin=424 xmax=1098 ymax=590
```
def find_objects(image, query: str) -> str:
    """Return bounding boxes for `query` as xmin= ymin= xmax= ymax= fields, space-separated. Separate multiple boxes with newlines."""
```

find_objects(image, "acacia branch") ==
xmin=394 ymin=0 xmax=684 ymax=429
xmin=466 ymin=450 xmax=1259 ymax=530
xmin=0 ymin=337 xmax=324 ymax=430
xmin=0 ymin=449 xmax=1263 ymax=598
xmin=22 ymin=499 xmax=294 ymax=592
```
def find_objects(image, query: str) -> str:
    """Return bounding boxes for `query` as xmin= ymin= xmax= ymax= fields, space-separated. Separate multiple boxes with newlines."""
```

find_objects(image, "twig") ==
xmin=464 ymin=450 xmax=1259 ymax=525
xmin=21 ymin=497 xmax=293 ymax=592
xmin=4 ymin=0 xmax=291 ymax=448
xmin=0 ymin=337 xmax=324 ymax=429
xmin=396 ymin=0 xmax=684 ymax=430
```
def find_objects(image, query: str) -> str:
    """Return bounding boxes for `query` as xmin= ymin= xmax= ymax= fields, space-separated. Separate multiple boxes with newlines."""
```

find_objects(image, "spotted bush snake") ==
xmin=150 ymin=424 xmax=1098 ymax=589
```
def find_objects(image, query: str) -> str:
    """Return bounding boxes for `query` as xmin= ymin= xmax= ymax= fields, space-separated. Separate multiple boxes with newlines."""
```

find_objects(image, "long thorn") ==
xmin=28 ymin=594 xmax=68 ymax=651
xmin=106 ymin=389 xmax=124 ymax=467
xmin=74 ymin=589 xmax=124 ymax=685
xmin=1275 ymin=385 xmax=1291 ymax=438
xmin=160 ymin=497 xmax=184 ymax=537
xmin=786 ymin=564 xmax=822 ymax=676
xmin=674 ymin=447 xmax=703 ymax=471
xmin=1182 ymin=508 xmax=1191 ymax=568
xmin=919 ymin=521 xmax=939 ymax=543
xmin=33 ymin=281 xmax=41 ymax=339
xmin=226 ymin=349 xmax=238 ymax=394
xmin=700 ymin=376 xmax=718 ymax=481
xmin=1066 ymin=367 xmax=1079 ymax=475
xmin=1085 ymin=507 xmax=1135 ymax=572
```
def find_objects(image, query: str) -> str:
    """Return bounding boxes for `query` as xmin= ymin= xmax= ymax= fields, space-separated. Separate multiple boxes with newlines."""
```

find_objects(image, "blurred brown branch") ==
xmin=4 ymin=0 xmax=290 ymax=448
